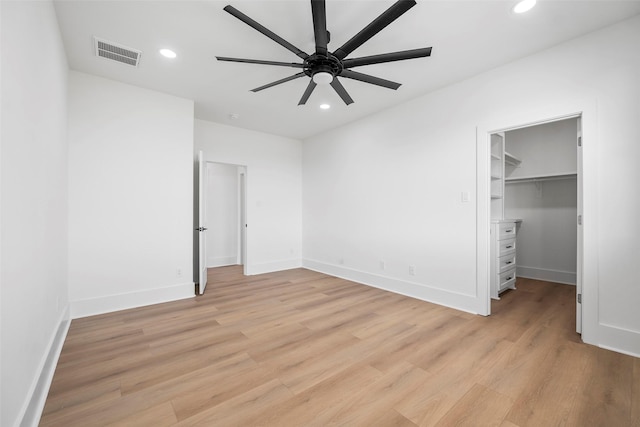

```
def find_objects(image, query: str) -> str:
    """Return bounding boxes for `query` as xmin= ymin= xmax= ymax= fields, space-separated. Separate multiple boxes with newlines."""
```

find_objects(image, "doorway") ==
xmin=476 ymin=105 xmax=595 ymax=339
xmin=489 ymin=117 xmax=581 ymax=332
xmin=205 ymin=162 xmax=248 ymax=275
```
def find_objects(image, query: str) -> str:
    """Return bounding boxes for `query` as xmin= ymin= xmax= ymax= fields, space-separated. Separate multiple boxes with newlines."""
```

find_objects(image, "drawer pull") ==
xmin=505 ymin=229 xmax=513 ymax=233
xmin=506 ymin=261 xmax=513 ymax=265
xmin=505 ymin=245 xmax=513 ymax=249
xmin=506 ymin=276 xmax=513 ymax=281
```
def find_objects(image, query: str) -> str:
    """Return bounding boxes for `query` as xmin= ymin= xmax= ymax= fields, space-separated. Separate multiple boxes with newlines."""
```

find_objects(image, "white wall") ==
xmin=303 ymin=15 xmax=640 ymax=356
xmin=195 ymin=120 xmax=302 ymax=275
xmin=206 ymin=162 xmax=239 ymax=267
xmin=68 ymin=71 xmax=195 ymax=318
xmin=505 ymin=118 xmax=578 ymax=179
xmin=506 ymin=179 xmax=577 ymax=284
xmin=0 ymin=1 xmax=70 ymax=425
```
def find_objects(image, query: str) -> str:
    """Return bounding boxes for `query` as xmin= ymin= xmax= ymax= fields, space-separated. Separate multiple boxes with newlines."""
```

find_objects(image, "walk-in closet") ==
xmin=490 ymin=117 xmax=579 ymax=299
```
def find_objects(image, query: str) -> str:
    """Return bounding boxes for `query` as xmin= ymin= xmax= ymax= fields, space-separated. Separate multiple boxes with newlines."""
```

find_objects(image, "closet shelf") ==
xmin=504 ymin=152 xmax=522 ymax=166
xmin=505 ymin=172 xmax=577 ymax=184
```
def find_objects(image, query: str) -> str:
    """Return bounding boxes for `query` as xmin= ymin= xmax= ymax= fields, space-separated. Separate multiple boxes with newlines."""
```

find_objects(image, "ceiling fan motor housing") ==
xmin=304 ymin=54 xmax=343 ymax=79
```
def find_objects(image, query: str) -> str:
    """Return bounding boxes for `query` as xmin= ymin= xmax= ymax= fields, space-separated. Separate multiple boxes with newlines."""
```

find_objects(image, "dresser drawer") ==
xmin=498 ymin=222 xmax=517 ymax=240
xmin=497 ymin=253 xmax=516 ymax=273
xmin=499 ymin=238 xmax=516 ymax=256
xmin=499 ymin=269 xmax=516 ymax=291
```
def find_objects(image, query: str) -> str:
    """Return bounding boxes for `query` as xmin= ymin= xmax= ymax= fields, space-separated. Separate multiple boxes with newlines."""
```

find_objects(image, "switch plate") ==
xmin=461 ymin=191 xmax=470 ymax=202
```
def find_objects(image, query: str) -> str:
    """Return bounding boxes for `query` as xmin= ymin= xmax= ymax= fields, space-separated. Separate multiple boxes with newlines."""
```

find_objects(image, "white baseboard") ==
xmin=71 ymin=282 xmax=194 ymax=319
xmin=516 ymin=265 xmax=576 ymax=285
xmin=245 ymin=258 xmax=302 ymax=275
xmin=597 ymin=323 xmax=640 ymax=358
xmin=302 ymin=259 xmax=479 ymax=314
xmin=19 ymin=304 xmax=71 ymax=427
xmin=207 ymin=256 xmax=238 ymax=268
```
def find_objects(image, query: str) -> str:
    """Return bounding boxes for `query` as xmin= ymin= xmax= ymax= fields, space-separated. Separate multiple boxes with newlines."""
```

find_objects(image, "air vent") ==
xmin=93 ymin=37 xmax=141 ymax=67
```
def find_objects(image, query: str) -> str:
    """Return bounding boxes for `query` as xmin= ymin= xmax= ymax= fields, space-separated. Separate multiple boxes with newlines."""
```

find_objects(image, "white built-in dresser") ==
xmin=490 ymin=219 xmax=520 ymax=299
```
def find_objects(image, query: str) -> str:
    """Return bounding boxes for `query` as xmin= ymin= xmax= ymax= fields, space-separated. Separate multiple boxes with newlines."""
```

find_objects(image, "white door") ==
xmin=197 ymin=151 xmax=208 ymax=295
xmin=576 ymin=117 xmax=583 ymax=333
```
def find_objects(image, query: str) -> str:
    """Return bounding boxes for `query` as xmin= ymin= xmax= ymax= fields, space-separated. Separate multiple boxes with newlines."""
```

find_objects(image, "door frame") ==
xmin=238 ymin=167 xmax=247 ymax=273
xmin=475 ymin=99 xmax=598 ymax=345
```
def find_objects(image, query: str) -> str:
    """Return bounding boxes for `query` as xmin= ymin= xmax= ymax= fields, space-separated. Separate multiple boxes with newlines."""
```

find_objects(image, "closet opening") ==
xmin=485 ymin=115 xmax=583 ymax=333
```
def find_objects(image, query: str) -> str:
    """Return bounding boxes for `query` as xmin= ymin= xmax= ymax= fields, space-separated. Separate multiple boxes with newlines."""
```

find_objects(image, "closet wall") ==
xmin=206 ymin=162 xmax=240 ymax=268
xmin=504 ymin=118 xmax=578 ymax=285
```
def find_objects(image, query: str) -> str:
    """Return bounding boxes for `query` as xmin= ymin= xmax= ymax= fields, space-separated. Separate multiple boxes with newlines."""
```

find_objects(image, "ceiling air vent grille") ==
xmin=93 ymin=37 xmax=141 ymax=67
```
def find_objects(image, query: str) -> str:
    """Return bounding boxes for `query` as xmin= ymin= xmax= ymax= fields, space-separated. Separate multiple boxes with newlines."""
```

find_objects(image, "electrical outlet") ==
xmin=338 ymin=258 xmax=344 ymax=265
xmin=409 ymin=265 xmax=416 ymax=276
xmin=176 ymin=268 xmax=183 ymax=277
xmin=379 ymin=261 xmax=385 ymax=270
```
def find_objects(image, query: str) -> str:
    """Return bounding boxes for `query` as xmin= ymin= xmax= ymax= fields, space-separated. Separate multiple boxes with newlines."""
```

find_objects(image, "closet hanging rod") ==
xmin=505 ymin=173 xmax=577 ymax=184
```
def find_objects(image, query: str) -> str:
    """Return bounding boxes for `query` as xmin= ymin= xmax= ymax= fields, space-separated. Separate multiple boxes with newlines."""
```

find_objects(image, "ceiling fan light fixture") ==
xmin=312 ymin=71 xmax=333 ymax=85
xmin=513 ymin=0 xmax=536 ymax=14
xmin=159 ymin=48 xmax=177 ymax=58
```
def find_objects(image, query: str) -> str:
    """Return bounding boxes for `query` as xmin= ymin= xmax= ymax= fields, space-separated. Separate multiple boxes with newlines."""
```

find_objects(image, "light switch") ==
xmin=461 ymin=191 xmax=470 ymax=202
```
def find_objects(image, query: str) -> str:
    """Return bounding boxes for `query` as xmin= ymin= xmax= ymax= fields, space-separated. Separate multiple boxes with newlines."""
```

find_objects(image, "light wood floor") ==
xmin=42 ymin=266 xmax=639 ymax=426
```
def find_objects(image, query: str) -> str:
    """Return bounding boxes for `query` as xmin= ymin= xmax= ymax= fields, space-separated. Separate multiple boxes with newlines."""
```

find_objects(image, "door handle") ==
xmin=195 ymin=227 xmax=208 ymax=232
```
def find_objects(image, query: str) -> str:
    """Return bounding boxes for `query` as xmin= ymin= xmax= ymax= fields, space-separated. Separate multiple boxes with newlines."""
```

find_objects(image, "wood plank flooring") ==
xmin=41 ymin=267 xmax=639 ymax=426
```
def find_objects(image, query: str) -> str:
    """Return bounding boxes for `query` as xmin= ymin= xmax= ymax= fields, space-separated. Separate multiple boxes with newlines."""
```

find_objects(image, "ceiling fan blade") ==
xmin=341 ymin=47 xmax=432 ymax=68
xmin=339 ymin=70 xmax=401 ymax=90
xmin=311 ymin=0 xmax=328 ymax=56
xmin=223 ymin=5 xmax=309 ymax=60
xmin=330 ymin=78 xmax=354 ymax=105
xmin=298 ymin=81 xmax=318 ymax=105
xmin=333 ymin=0 xmax=416 ymax=60
xmin=216 ymin=57 xmax=305 ymax=68
xmin=251 ymin=72 xmax=306 ymax=92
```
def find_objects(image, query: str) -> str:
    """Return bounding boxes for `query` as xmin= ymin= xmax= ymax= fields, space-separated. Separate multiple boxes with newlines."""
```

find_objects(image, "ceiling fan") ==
xmin=216 ymin=0 xmax=432 ymax=106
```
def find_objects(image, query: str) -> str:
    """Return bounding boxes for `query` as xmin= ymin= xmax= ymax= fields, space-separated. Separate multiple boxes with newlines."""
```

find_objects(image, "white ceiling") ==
xmin=53 ymin=0 xmax=640 ymax=140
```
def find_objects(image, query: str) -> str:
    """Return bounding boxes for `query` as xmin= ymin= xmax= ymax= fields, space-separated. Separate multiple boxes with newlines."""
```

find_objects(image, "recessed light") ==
xmin=513 ymin=0 xmax=536 ymax=14
xmin=319 ymin=104 xmax=331 ymax=110
xmin=159 ymin=48 xmax=177 ymax=58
